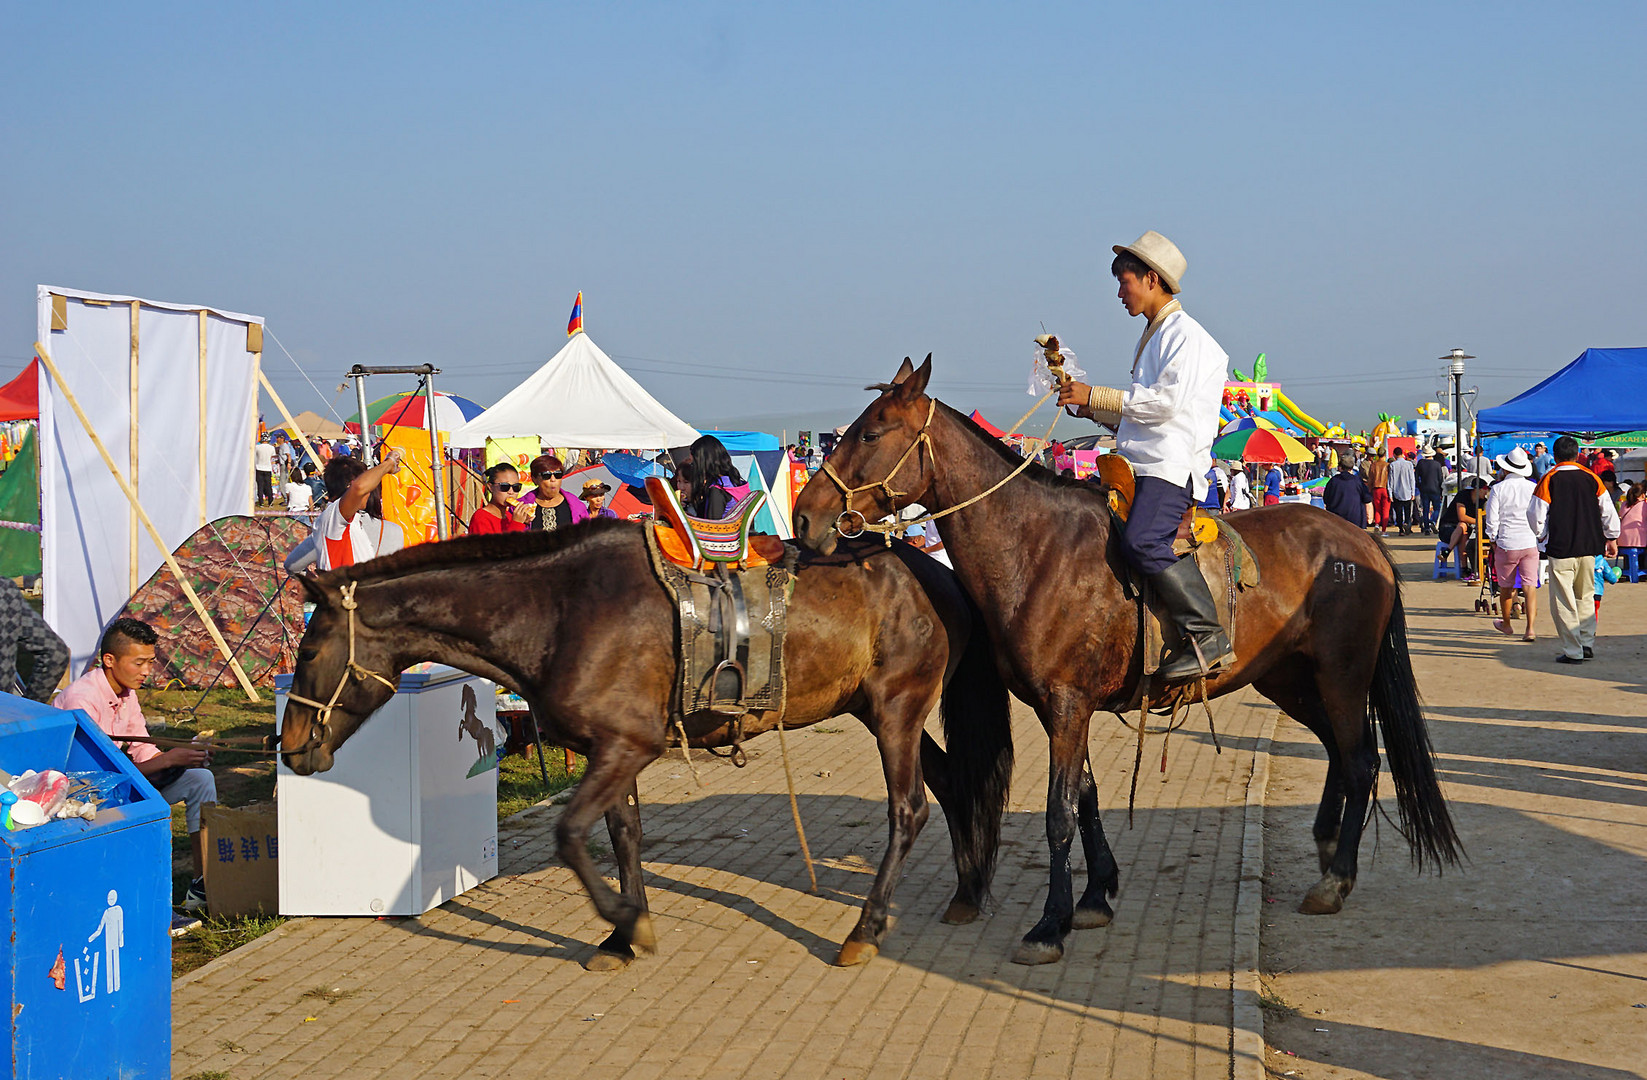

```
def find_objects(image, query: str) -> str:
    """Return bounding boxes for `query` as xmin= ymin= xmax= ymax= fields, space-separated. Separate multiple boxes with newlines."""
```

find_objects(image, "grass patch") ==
xmin=499 ymin=747 xmax=583 ymax=820
xmin=173 ymin=913 xmax=286 ymax=978
xmin=1257 ymin=984 xmax=1301 ymax=1019
xmin=300 ymin=985 xmax=358 ymax=1005
xmin=181 ymin=1071 xmax=235 ymax=1080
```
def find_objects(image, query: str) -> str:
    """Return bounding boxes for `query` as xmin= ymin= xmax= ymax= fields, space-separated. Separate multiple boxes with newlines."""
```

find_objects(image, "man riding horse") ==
xmin=1056 ymin=230 xmax=1235 ymax=683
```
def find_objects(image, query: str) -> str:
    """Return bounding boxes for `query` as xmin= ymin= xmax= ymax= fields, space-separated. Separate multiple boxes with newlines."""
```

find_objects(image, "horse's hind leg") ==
xmin=587 ymin=780 xmax=650 ymax=972
xmin=1257 ymin=667 xmax=1353 ymax=883
xmin=1300 ymin=686 xmax=1378 ymax=916
xmin=555 ymin=738 xmax=661 ymax=964
xmin=919 ymin=732 xmax=985 ymax=924
xmin=1312 ymin=758 xmax=1346 ymax=874
xmin=1073 ymin=755 xmax=1120 ymax=929
xmin=839 ymin=697 xmax=933 ymax=966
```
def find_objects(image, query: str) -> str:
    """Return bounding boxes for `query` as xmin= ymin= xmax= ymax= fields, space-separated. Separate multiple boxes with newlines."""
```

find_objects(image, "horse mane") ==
xmin=941 ymin=401 xmax=1112 ymax=501
xmin=328 ymin=516 xmax=635 ymax=585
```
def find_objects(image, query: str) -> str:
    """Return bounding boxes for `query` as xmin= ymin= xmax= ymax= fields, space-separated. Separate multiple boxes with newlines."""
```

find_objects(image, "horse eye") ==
xmin=298 ymin=648 xmax=318 ymax=663
xmin=860 ymin=431 xmax=881 ymax=444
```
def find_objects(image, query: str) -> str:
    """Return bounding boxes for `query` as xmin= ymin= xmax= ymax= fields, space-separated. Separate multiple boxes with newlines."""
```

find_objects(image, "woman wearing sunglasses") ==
xmin=468 ymin=463 xmax=535 ymax=534
xmin=522 ymin=454 xmax=589 ymax=532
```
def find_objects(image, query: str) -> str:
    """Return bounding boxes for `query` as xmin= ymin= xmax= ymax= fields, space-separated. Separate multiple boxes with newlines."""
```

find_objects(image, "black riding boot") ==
xmin=1149 ymin=555 xmax=1235 ymax=682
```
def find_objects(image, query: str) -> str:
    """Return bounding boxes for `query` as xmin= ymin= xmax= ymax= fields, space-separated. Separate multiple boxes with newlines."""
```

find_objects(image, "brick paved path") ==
xmin=175 ymin=684 xmax=1277 ymax=1079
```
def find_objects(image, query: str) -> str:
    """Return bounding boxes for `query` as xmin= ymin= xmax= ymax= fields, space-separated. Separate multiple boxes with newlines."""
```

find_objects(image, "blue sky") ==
xmin=4 ymin=2 xmax=1643 ymax=436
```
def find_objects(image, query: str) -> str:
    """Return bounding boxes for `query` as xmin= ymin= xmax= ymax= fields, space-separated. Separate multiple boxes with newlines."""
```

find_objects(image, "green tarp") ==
xmin=0 ymin=426 xmax=41 ymax=579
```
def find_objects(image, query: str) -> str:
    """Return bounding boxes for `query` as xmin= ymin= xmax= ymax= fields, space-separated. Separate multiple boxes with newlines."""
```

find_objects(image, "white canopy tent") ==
xmin=449 ymin=332 xmax=699 ymax=449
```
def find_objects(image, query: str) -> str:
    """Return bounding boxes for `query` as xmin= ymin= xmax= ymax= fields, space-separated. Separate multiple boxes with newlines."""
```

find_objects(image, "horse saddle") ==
xmin=1095 ymin=455 xmax=1262 ymax=688
xmin=1096 ymin=453 xmax=1220 ymax=548
xmin=646 ymin=476 xmax=786 ymax=571
xmin=643 ymin=478 xmax=794 ymax=734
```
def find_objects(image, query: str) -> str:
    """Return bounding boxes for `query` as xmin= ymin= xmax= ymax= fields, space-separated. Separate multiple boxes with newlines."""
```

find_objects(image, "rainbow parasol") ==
xmin=1211 ymin=425 xmax=1314 ymax=464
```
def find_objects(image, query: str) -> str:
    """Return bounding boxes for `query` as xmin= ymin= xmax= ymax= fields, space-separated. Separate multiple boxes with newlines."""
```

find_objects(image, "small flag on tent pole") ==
xmin=567 ymin=292 xmax=584 ymax=337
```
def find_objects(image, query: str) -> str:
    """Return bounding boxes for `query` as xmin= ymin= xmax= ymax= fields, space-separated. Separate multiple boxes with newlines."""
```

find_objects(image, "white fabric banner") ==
xmin=37 ymin=286 xmax=259 ymax=673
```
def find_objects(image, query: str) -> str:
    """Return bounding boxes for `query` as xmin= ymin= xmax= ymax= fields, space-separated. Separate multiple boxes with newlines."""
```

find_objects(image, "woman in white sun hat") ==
xmin=1483 ymin=445 xmax=1541 ymax=640
xmin=1057 ymin=230 xmax=1233 ymax=682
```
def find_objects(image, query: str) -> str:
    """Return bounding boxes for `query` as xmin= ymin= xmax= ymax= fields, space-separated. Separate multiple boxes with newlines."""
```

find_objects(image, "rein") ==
xmin=822 ymin=388 xmax=1063 ymax=543
xmin=283 ymin=580 xmax=399 ymax=750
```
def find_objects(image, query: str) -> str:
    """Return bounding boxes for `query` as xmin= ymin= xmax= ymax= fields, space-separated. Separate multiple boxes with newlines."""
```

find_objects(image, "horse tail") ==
xmin=1369 ymin=556 xmax=1463 ymax=871
xmin=937 ymin=593 xmax=1015 ymax=897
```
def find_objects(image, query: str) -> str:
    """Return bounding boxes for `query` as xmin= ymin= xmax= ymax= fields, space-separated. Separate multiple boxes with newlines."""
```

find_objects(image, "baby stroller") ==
xmin=1474 ymin=539 xmax=1529 ymax=618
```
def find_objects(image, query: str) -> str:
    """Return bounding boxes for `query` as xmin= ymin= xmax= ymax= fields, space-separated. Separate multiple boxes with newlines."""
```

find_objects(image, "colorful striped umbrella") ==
xmin=346 ymin=391 xmax=486 ymax=433
xmin=1211 ymin=425 xmax=1314 ymax=464
xmin=1218 ymin=414 xmax=1279 ymax=435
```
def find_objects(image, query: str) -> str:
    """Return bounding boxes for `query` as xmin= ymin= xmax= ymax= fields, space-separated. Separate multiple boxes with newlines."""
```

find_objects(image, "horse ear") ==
xmin=293 ymin=573 xmax=327 ymax=605
xmin=896 ymin=353 xmax=933 ymax=401
xmin=890 ymin=356 xmax=916 ymax=385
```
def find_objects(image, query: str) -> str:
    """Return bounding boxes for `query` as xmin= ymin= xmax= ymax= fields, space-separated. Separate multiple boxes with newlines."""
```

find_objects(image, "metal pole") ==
xmin=352 ymin=374 xmax=374 ymax=467
xmin=424 ymin=373 xmax=449 ymax=540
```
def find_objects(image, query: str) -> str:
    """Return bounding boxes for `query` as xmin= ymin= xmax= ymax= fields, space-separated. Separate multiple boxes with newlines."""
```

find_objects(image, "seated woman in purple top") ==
xmin=682 ymin=435 xmax=752 ymax=521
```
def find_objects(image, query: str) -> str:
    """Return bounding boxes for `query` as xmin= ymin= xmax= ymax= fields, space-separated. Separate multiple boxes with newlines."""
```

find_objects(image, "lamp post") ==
xmin=1442 ymin=348 xmax=1474 ymax=473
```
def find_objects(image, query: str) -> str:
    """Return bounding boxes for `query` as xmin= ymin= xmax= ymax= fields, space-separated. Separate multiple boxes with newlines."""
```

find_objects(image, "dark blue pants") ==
xmin=1121 ymin=475 xmax=1195 ymax=576
xmin=1419 ymin=490 xmax=1442 ymax=529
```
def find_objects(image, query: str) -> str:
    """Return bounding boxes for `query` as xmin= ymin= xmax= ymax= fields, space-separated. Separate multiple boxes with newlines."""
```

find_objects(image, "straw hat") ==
xmin=580 ymin=479 xmax=612 ymax=497
xmin=1495 ymin=446 xmax=1533 ymax=477
xmin=1113 ymin=230 xmax=1187 ymax=294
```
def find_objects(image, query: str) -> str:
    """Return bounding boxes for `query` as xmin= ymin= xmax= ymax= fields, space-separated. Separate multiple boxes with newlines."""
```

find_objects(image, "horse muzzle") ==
xmin=791 ymin=509 xmax=841 ymax=555
xmin=281 ymin=742 xmax=334 ymax=776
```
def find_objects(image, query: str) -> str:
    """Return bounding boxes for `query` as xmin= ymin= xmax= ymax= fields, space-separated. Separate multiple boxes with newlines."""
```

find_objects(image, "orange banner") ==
xmin=381 ymin=428 xmax=441 ymax=546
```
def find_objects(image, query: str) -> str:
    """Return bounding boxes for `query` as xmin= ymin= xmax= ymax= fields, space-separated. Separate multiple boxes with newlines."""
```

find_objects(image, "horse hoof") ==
xmin=1072 ymin=903 xmax=1114 ymax=930
xmin=1010 ymin=940 xmax=1064 ymax=966
xmin=941 ymin=900 xmax=981 ymax=925
xmin=630 ymin=914 xmax=657 ymax=953
xmin=583 ymin=949 xmax=633 ymax=972
xmin=1298 ymin=876 xmax=1349 ymax=915
xmin=835 ymin=940 xmax=879 ymax=967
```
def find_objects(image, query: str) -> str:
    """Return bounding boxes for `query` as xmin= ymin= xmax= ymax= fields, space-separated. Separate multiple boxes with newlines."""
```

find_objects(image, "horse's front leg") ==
xmin=555 ymin=737 xmax=661 ymax=965
xmin=1073 ymin=755 xmax=1120 ymax=928
xmin=837 ymin=695 xmax=933 ymax=966
xmin=586 ymin=779 xmax=650 ymax=971
xmin=1014 ymin=696 xmax=1092 ymax=965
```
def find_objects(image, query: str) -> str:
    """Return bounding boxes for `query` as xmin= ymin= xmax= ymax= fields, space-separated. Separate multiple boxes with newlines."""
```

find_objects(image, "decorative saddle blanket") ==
xmin=643 ymin=526 xmax=795 ymax=722
xmin=645 ymin=476 xmax=786 ymax=571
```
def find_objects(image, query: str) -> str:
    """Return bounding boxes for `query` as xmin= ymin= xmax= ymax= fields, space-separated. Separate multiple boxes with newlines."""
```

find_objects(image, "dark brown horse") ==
xmin=792 ymin=356 xmax=1461 ymax=965
xmin=279 ymin=519 xmax=1012 ymax=969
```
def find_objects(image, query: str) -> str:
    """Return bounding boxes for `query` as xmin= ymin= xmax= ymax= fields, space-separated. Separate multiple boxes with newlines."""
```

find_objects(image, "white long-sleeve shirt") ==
xmin=1482 ymin=475 xmax=1538 ymax=550
xmin=1115 ymin=308 xmax=1229 ymax=501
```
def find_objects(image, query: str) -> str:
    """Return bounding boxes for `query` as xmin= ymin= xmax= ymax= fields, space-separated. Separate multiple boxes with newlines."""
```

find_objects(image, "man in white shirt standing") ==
xmin=1482 ymin=446 xmax=1540 ymax=641
xmin=1058 ymin=231 xmax=1234 ymax=682
xmin=253 ymin=437 xmax=277 ymax=507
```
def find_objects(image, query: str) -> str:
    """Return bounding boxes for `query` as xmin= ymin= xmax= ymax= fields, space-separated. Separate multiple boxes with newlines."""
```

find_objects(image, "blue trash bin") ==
xmin=0 ymin=693 xmax=171 ymax=1080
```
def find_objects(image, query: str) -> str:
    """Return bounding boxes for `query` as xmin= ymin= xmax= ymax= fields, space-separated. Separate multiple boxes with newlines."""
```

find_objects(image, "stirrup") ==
xmin=1157 ymin=635 xmax=1233 ymax=683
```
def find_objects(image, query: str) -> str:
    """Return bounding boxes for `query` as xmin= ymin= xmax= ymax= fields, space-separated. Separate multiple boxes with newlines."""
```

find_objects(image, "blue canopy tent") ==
xmin=1478 ymin=348 xmax=1647 ymax=436
xmin=701 ymin=430 xmax=782 ymax=453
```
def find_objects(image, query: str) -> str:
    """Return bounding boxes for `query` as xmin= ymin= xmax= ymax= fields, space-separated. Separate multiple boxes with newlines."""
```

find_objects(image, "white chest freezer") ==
xmin=276 ymin=666 xmax=501 ymax=916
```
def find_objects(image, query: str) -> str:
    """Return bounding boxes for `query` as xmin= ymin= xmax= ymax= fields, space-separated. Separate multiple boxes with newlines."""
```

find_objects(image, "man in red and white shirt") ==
xmin=57 ymin=618 xmax=217 ymax=911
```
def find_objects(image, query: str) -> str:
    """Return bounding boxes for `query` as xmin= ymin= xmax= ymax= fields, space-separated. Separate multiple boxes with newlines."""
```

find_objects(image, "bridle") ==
xmin=818 ymin=399 xmax=937 ymax=544
xmin=817 ymin=390 xmax=1063 ymax=544
xmin=284 ymin=580 xmax=398 ymax=751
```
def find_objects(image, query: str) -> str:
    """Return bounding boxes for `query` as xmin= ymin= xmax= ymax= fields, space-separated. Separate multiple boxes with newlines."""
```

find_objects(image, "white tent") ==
xmin=449 ymin=332 xmax=699 ymax=449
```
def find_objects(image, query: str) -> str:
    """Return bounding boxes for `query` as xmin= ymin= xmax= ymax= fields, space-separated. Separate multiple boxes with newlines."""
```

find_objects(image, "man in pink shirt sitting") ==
xmin=57 ymin=618 xmax=217 ymax=912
